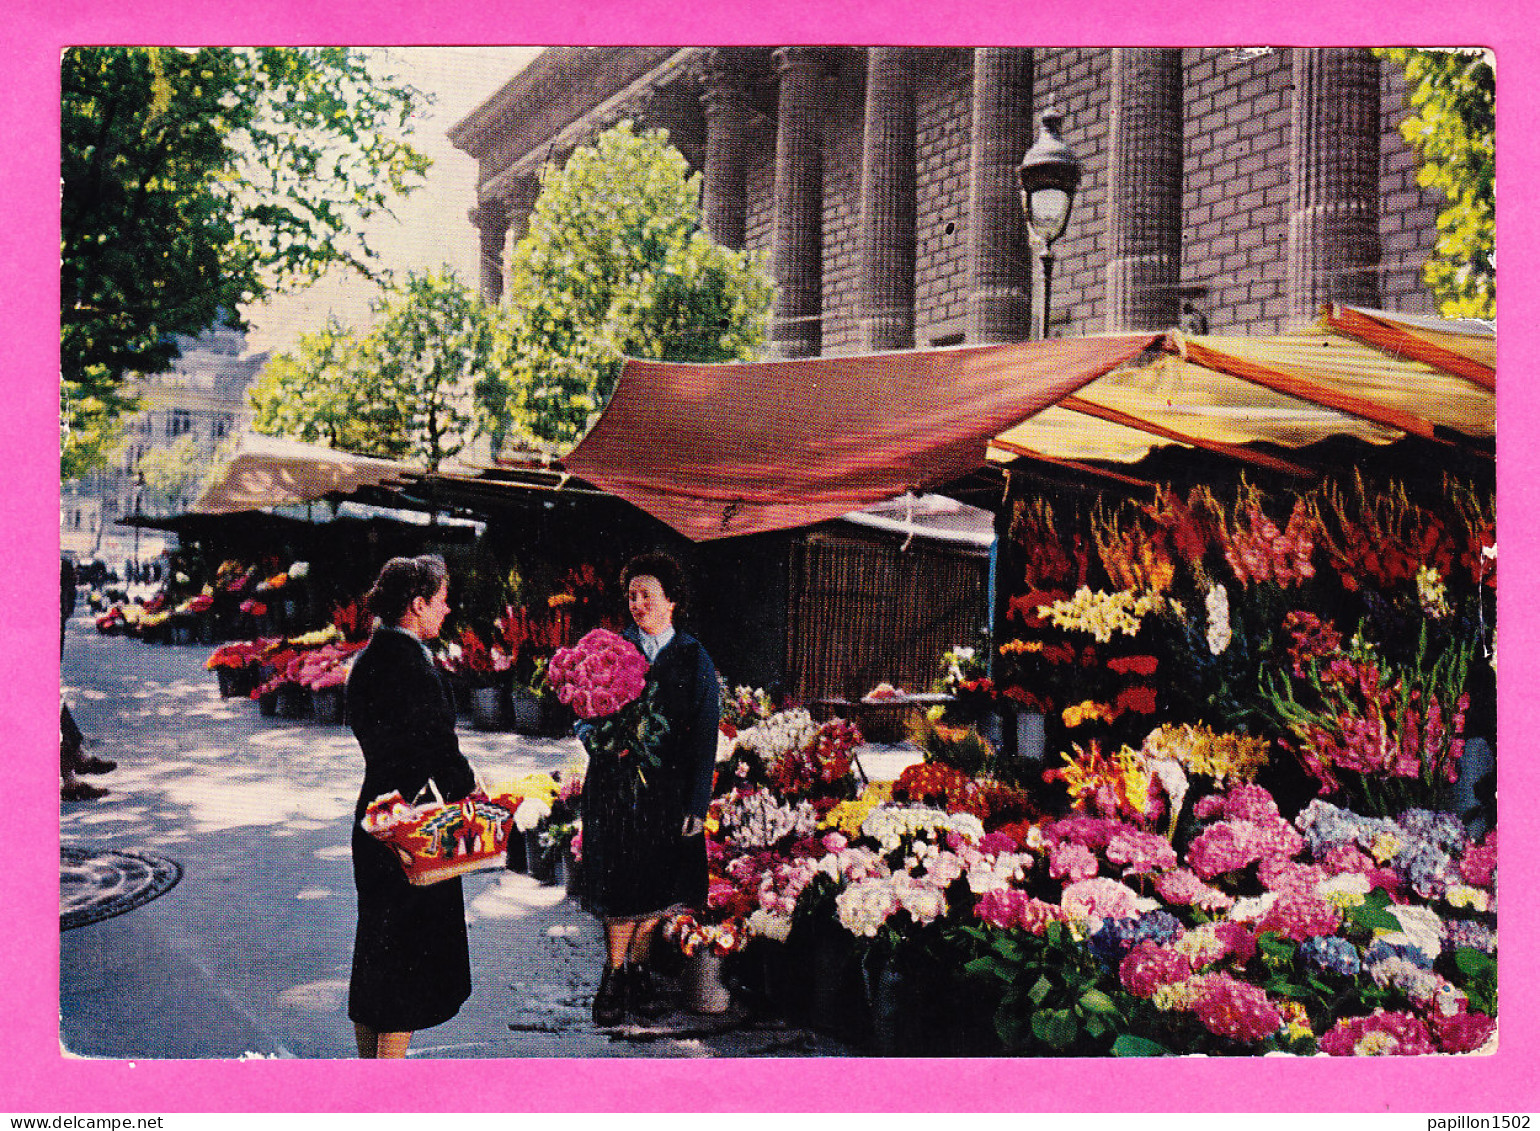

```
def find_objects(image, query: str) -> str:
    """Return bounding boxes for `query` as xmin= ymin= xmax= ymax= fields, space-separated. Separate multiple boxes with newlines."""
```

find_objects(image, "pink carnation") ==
xmin=1192 ymin=973 xmax=1282 ymax=1042
xmin=1255 ymin=891 xmax=1341 ymax=941
xmin=1119 ymin=941 xmax=1191 ymax=999
xmin=1048 ymin=841 xmax=1099 ymax=882
xmin=1319 ymin=1010 xmax=1436 ymax=1056
xmin=1060 ymin=877 xmax=1142 ymax=923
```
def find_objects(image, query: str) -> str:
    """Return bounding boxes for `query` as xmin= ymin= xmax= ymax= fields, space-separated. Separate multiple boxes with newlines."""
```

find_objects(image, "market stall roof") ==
xmin=566 ymin=305 xmax=1493 ymax=540
xmin=562 ymin=334 xmax=1167 ymax=541
xmin=191 ymin=432 xmax=419 ymax=515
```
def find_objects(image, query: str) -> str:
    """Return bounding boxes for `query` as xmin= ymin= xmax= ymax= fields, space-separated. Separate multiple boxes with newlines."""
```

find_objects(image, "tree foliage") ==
xmin=61 ymin=46 xmax=431 ymax=478
xmin=250 ymin=269 xmax=496 ymax=473
xmin=486 ymin=122 xmax=773 ymax=446
xmin=1380 ymin=48 xmax=1495 ymax=319
xmin=132 ymin=434 xmax=207 ymax=514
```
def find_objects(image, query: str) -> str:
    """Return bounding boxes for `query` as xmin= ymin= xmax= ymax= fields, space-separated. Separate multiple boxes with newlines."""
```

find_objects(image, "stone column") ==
xmin=858 ymin=47 xmax=918 ymax=352
xmin=966 ymin=49 xmax=1035 ymax=343
xmin=770 ymin=47 xmax=829 ymax=359
xmin=701 ymin=49 xmax=754 ymax=250
xmin=469 ymin=199 xmax=510 ymax=305
xmin=1105 ymin=48 xmax=1184 ymax=331
xmin=1287 ymin=47 xmax=1382 ymax=324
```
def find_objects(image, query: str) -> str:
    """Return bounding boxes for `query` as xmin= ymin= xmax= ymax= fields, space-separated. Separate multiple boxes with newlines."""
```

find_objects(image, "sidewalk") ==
xmin=60 ymin=618 xmax=869 ymax=1060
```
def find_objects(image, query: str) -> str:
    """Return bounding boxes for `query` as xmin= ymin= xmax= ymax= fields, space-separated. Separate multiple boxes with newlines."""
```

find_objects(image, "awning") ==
xmin=191 ymin=432 xmax=418 ymax=515
xmin=561 ymin=334 xmax=1166 ymax=541
xmin=564 ymin=306 xmax=1491 ymax=540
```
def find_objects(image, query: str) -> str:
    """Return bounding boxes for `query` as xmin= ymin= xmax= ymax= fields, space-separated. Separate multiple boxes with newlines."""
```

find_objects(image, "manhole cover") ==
xmin=61 ymin=845 xmax=182 ymax=930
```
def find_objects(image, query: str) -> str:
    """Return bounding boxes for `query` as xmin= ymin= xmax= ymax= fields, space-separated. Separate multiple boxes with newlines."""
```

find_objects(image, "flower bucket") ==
xmin=549 ymin=847 xmax=568 ymax=889
xmin=504 ymin=830 xmax=527 ymax=872
xmin=861 ymin=959 xmax=906 ymax=1055
xmin=312 ymin=685 xmax=345 ymax=725
xmin=510 ymin=689 xmax=543 ymax=733
xmin=275 ymin=685 xmax=312 ymax=719
xmin=1013 ymin=710 xmax=1046 ymax=762
xmin=524 ymin=829 xmax=556 ymax=883
xmin=470 ymin=685 xmax=511 ymax=731
xmin=565 ymin=852 xmax=587 ymax=908
xmin=216 ymin=666 xmax=256 ymax=699
xmin=171 ymin=617 xmax=197 ymax=646
xmin=685 ymin=949 xmax=733 ymax=1014
xmin=256 ymin=689 xmax=279 ymax=717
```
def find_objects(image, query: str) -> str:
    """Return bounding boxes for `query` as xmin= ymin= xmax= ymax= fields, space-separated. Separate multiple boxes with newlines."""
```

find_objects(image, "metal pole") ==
xmin=1039 ymin=249 xmax=1056 ymax=340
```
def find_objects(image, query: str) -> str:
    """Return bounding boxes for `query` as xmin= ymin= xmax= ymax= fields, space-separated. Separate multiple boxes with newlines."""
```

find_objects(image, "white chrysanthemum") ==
xmin=836 ymin=878 xmax=899 ymax=937
xmin=745 ymin=909 xmax=793 ymax=942
xmin=513 ymin=798 xmax=552 ymax=833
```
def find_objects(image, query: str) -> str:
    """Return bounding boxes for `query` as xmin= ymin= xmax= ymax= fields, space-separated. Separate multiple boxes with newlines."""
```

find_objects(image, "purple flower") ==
xmin=1300 ymin=935 xmax=1362 ymax=977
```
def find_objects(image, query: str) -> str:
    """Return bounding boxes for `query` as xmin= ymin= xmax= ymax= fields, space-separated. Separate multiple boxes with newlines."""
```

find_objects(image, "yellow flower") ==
xmin=1370 ymin=832 xmax=1402 ymax=865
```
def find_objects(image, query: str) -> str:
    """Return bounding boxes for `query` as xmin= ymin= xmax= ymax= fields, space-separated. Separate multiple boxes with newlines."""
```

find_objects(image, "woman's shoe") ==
xmin=625 ymin=962 xmax=669 ymax=1021
xmin=592 ymin=964 xmax=626 ymax=1026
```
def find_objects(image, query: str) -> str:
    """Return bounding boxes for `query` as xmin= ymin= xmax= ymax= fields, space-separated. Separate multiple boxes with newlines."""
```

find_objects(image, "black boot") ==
xmin=592 ymin=964 xmax=626 ymax=1026
xmin=626 ymin=961 xmax=669 ymax=1021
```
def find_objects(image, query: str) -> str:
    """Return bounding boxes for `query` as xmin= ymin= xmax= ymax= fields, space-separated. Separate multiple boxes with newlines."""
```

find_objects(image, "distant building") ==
xmin=62 ymin=325 xmax=267 ymax=569
xmin=450 ymin=47 xmax=1443 ymax=355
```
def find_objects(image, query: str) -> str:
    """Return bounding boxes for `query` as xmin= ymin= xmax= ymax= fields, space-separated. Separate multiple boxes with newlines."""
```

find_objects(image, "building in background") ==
xmin=61 ymin=325 xmax=267 ymax=572
xmin=450 ymin=47 xmax=1440 ymax=354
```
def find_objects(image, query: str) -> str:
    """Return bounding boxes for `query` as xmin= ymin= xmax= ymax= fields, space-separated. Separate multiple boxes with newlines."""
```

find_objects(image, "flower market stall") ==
xmin=552 ymin=305 xmax=1497 ymax=1056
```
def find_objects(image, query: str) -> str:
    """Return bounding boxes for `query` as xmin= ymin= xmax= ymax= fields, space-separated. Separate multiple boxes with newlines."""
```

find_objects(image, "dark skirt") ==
xmin=347 ymin=824 xmax=472 ymax=1033
xmin=580 ymin=744 xmax=706 ymax=921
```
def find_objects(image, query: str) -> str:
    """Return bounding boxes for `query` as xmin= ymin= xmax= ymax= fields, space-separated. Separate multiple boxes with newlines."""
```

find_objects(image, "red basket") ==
xmin=361 ymin=786 xmax=518 ymax=886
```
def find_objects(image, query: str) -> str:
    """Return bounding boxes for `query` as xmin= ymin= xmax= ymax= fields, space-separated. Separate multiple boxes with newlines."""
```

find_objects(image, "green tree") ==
xmin=251 ymin=269 xmax=498 ymax=473
xmin=486 ymin=121 xmax=773 ymax=447
xmin=132 ymin=434 xmax=207 ymax=514
xmin=61 ymin=46 xmax=431 ymax=478
xmin=1380 ymin=48 xmax=1495 ymax=319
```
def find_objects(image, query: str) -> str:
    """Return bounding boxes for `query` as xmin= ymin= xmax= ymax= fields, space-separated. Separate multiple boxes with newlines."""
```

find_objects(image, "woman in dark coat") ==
xmin=581 ymin=553 xmax=720 ymax=1025
xmin=347 ymin=554 xmax=476 ymax=1058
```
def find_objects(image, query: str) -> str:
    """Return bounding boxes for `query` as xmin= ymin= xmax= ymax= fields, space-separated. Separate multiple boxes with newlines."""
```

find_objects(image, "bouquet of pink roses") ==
xmin=546 ymin=628 xmax=670 ymax=781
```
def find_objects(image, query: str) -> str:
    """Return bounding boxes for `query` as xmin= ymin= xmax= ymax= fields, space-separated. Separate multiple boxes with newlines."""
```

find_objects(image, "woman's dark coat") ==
xmin=347 ymin=626 xmax=476 ymax=1033
xmin=579 ymin=628 xmax=720 ymax=920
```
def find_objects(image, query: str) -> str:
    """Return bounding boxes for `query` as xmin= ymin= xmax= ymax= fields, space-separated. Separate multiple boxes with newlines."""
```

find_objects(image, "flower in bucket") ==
xmin=545 ymin=628 xmax=667 ymax=780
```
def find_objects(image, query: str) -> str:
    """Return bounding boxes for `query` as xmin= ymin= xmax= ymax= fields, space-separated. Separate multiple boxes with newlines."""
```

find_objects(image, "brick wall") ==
xmin=915 ymin=51 xmax=972 ymax=344
xmin=1380 ymin=62 xmax=1443 ymax=314
xmin=730 ymin=46 xmax=1442 ymax=345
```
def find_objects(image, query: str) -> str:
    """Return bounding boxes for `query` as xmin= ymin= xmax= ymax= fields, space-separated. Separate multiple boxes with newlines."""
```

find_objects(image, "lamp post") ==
xmin=1017 ymin=109 xmax=1083 ymax=340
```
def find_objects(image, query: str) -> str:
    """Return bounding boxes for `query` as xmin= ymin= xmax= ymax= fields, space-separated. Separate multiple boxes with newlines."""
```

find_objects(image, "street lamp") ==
xmin=1017 ymin=108 xmax=1083 ymax=340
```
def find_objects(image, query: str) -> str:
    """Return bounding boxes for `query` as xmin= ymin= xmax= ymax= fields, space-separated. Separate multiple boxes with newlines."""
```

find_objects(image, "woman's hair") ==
xmin=620 ymin=552 xmax=687 ymax=609
xmin=367 ymin=554 xmax=448 ymax=626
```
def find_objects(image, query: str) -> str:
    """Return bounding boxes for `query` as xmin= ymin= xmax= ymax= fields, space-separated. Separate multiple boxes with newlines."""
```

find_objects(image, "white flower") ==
xmin=745 ymin=909 xmax=793 ymax=943
xmin=836 ymin=878 xmax=899 ymax=938
xmin=1381 ymin=903 xmax=1444 ymax=963
xmin=288 ymin=561 xmax=311 ymax=581
xmin=1228 ymin=892 xmax=1278 ymax=924
xmin=513 ymin=798 xmax=552 ymax=832
xmin=1205 ymin=583 xmax=1232 ymax=655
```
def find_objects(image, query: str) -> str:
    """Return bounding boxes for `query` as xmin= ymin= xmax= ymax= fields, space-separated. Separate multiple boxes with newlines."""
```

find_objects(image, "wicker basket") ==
xmin=362 ymin=786 xmax=518 ymax=887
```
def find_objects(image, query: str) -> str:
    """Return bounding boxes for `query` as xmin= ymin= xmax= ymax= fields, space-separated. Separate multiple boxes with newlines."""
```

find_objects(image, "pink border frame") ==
xmin=9 ymin=0 xmax=1536 ymax=1113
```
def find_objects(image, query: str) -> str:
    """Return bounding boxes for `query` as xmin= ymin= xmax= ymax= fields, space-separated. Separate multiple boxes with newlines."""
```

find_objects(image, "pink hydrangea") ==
xmin=1048 ymin=841 xmax=1099 ymax=882
xmin=1153 ymin=867 xmax=1235 ymax=912
xmin=1212 ymin=920 xmax=1257 ymax=964
xmin=1431 ymin=1007 xmax=1497 ymax=1054
xmin=1460 ymin=837 xmax=1497 ymax=888
xmin=1106 ymin=827 xmax=1178 ymax=875
xmin=1191 ymin=972 xmax=1282 ymax=1042
xmin=1258 ymin=858 xmax=1331 ymax=895
xmin=973 ymin=888 xmax=1069 ymax=935
xmin=1318 ymin=1010 xmax=1437 ymax=1056
xmin=1042 ymin=815 xmax=1122 ymax=851
xmin=1255 ymin=891 xmax=1341 ymax=941
xmin=1222 ymin=783 xmax=1283 ymax=824
xmin=546 ymin=629 xmax=649 ymax=719
xmin=1119 ymin=941 xmax=1192 ymax=998
xmin=1186 ymin=820 xmax=1266 ymax=879
xmin=1060 ymin=877 xmax=1142 ymax=923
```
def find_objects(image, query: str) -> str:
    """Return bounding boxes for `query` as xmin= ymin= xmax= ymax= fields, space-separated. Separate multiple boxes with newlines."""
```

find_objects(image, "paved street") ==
xmin=59 ymin=617 xmax=859 ymax=1060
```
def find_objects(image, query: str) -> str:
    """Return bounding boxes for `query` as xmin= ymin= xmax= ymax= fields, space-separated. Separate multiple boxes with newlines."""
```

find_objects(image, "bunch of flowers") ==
xmin=206 ymin=639 xmax=273 ymax=671
xmin=1204 ymin=583 xmax=1232 ymax=655
xmin=1092 ymin=501 xmax=1176 ymax=595
xmin=1035 ymin=587 xmax=1165 ymax=644
xmin=292 ymin=641 xmax=365 ymax=691
xmin=891 ymin=761 xmax=990 ymax=818
xmin=720 ymin=683 xmax=775 ymax=730
xmin=1044 ymin=741 xmax=1165 ymax=826
xmin=731 ymin=708 xmax=820 ymax=773
xmin=715 ymin=786 xmax=818 ymax=849
xmin=860 ymin=805 xmax=985 ymax=854
xmin=772 ymin=718 xmax=861 ymax=800
xmin=439 ymin=626 xmax=514 ymax=686
xmin=1317 ymin=1009 xmax=1437 ymax=1056
xmin=546 ymin=629 xmax=667 ymax=781
xmin=820 ymin=782 xmax=895 ymax=839
xmin=663 ymin=911 xmax=749 ymax=956
xmin=1184 ymin=784 xmax=1305 ymax=880
xmin=1009 ymin=496 xmax=1080 ymax=589
xmin=1136 ymin=722 xmax=1271 ymax=783
xmin=1209 ymin=490 xmax=1317 ymax=588
xmin=1310 ymin=473 xmax=1458 ymax=595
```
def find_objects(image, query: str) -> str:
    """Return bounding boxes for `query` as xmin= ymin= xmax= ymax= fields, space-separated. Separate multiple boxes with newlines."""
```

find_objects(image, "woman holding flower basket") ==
xmin=346 ymin=555 xmax=477 ymax=1058
xmin=548 ymin=554 xmax=721 ymax=1025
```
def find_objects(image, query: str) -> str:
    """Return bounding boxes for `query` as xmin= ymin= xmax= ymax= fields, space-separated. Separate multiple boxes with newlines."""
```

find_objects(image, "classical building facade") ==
xmin=62 ymin=325 xmax=266 ymax=568
xmin=450 ymin=46 xmax=1443 ymax=356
